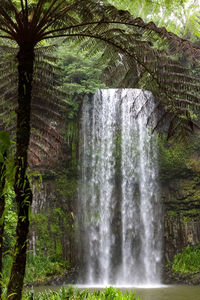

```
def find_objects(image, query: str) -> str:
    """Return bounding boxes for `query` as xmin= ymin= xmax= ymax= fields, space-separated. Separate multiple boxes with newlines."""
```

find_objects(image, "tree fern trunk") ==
xmin=7 ymin=46 xmax=34 ymax=300
xmin=0 ymin=157 xmax=6 ymax=299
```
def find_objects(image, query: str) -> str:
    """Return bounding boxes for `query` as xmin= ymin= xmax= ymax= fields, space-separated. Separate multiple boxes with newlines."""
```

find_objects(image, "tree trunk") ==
xmin=0 ymin=156 xmax=6 ymax=299
xmin=7 ymin=46 xmax=34 ymax=300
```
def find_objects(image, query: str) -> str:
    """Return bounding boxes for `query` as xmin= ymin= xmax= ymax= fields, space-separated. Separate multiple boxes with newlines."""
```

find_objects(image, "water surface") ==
xmin=132 ymin=285 xmax=200 ymax=300
xmin=29 ymin=285 xmax=200 ymax=300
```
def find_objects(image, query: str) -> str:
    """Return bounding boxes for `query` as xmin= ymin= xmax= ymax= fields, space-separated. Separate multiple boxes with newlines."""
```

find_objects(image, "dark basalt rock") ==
xmin=164 ymin=265 xmax=200 ymax=286
xmin=163 ymin=177 xmax=200 ymax=284
xmin=163 ymin=178 xmax=200 ymax=261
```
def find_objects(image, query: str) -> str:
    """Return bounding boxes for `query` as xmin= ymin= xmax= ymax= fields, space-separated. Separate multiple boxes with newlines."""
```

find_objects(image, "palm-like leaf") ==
xmin=0 ymin=45 xmax=68 ymax=167
xmin=1 ymin=0 xmax=200 ymax=138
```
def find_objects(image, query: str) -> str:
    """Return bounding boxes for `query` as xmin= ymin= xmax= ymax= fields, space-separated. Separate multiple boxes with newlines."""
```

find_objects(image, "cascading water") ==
xmin=79 ymin=89 xmax=162 ymax=286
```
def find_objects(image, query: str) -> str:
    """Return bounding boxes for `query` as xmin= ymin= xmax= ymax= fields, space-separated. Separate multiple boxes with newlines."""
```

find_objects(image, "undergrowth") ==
xmin=23 ymin=286 xmax=140 ymax=300
xmin=24 ymin=254 xmax=68 ymax=284
xmin=2 ymin=254 xmax=67 ymax=287
xmin=172 ymin=244 xmax=200 ymax=274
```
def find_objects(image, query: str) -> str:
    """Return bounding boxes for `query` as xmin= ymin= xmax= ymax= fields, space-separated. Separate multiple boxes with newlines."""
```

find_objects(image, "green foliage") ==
xmin=158 ymin=132 xmax=200 ymax=182
xmin=110 ymin=0 xmax=199 ymax=40
xmin=57 ymin=44 xmax=107 ymax=100
xmin=24 ymin=255 xmax=67 ymax=284
xmin=157 ymin=135 xmax=191 ymax=181
xmin=0 ymin=131 xmax=15 ymax=193
xmin=23 ymin=286 xmax=140 ymax=300
xmin=3 ymin=189 xmax=17 ymax=251
xmin=30 ymin=175 xmax=77 ymax=263
xmin=55 ymin=175 xmax=77 ymax=199
xmin=56 ymin=44 xmax=107 ymax=155
xmin=0 ymin=189 xmax=17 ymax=292
xmin=110 ymin=0 xmax=185 ymax=19
xmin=30 ymin=212 xmax=63 ymax=259
xmin=172 ymin=244 xmax=200 ymax=274
xmin=27 ymin=167 xmax=78 ymax=275
xmin=2 ymin=254 xmax=67 ymax=288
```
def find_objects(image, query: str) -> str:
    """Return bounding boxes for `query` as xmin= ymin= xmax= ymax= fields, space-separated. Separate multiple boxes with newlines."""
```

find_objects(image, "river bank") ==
xmin=26 ymin=264 xmax=200 ymax=288
xmin=164 ymin=265 xmax=200 ymax=285
xmin=24 ymin=284 xmax=200 ymax=300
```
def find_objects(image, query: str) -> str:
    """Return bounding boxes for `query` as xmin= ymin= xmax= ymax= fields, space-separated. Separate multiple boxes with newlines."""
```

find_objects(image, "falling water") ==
xmin=79 ymin=89 xmax=162 ymax=286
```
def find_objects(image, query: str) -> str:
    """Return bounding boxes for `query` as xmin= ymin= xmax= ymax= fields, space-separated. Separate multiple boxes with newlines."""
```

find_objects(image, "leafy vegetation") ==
xmin=158 ymin=132 xmax=200 ymax=182
xmin=110 ymin=0 xmax=200 ymax=39
xmin=2 ymin=254 xmax=68 ymax=293
xmin=157 ymin=135 xmax=192 ymax=181
xmin=3 ymin=189 xmax=17 ymax=251
xmin=172 ymin=244 xmax=200 ymax=274
xmin=24 ymin=255 xmax=67 ymax=285
xmin=23 ymin=286 xmax=140 ymax=300
xmin=57 ymin=45 xmax=107 ymax=99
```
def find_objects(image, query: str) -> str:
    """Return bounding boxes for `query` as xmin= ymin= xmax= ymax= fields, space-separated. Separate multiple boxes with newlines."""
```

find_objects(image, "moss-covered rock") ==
xmin=163 ymin=172 xmax=200 ymax=284
xmin=163 ymin=177 xmax=200 ymax=259
xmin=30 ymin=164 xmax=79 ymax=270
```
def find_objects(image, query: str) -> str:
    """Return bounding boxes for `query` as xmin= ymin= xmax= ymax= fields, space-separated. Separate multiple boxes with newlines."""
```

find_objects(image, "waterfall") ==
xmin=79 ymin=89 xmax=162 ymax=286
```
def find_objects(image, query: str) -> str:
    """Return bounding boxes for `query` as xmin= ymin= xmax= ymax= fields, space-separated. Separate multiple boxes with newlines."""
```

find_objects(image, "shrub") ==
xmin=172 ymin=244 xmax=200 ymax=274
xmin=23 ymin=286 xmax=140 ymax=300
xmin=24 ymin=255 xmax=67 ymax=284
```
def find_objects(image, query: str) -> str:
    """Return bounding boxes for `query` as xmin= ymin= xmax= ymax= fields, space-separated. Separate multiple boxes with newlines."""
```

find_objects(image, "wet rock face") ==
xmin=163 ymin=178 xmax=200 ymax=261
xmin=164 ymin=265 xmax=200 ymax=285
xmin=30 ymin=170 xmax=79 ymax=266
